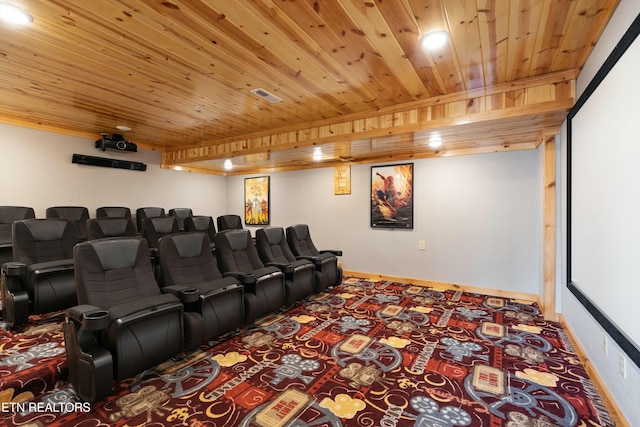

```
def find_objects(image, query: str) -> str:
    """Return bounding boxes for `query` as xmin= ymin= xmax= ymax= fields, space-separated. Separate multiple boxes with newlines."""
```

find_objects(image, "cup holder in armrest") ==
xmin=178 ymin=287 xmax=200 ymax=304
xmin=2 ymin=262 xmax=26 ymax=276
xmin=239 ymin=273 xmax=256 ymax=285
xmin=82 ymin=310 xmax=111 ymax=331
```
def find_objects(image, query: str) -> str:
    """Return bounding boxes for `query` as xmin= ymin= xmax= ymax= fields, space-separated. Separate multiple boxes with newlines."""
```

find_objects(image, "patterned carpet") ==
xmin=0 ymin=277 xmax=615 ymax=426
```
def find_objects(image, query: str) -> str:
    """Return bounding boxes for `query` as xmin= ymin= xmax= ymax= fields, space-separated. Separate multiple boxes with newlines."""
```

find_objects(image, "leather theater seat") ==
xmin=214 ymin=229 xmax=285 ymax=326
xmin=63 ymin=237 xmax=192 ymax=403
xmin=158 ymin=232 xmax=244 ymax=346
xmin=216 ymin=214 xmax=243 ymax=232
xmin=86 ymin=218 xmax=137 ymax=240
xmin=96 ymin=206 xmax=132 ymax=219
xmin=0 ymin=206 xmax=35 ymax=266
xmin=135 ymin=207 xmax=165 ymax=232
xmin=1 ymin=218 xmax=78 ymax=328
xmin=46 ymin=206 xmax=89 ymax=242
xmin=168 ymin=208 xmax=193 ymax=232
xmin=184 ymin=215 xmax=216 ymax=250
xmin=256 ymin=226 xmax=316 ymax=305
xmin=286 ymin=224 xmax=343 ymax=292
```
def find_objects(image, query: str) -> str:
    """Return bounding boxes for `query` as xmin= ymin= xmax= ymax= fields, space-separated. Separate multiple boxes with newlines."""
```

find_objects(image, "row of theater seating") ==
xmin=0 ymin=206 xmax=342 ymax=403
xmin=0 ymin=206 xmax=250 ymax=266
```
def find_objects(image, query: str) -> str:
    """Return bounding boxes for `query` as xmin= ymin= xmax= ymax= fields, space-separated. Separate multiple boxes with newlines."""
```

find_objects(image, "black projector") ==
xmin=95 ymin=133 xmax=137 ymax=152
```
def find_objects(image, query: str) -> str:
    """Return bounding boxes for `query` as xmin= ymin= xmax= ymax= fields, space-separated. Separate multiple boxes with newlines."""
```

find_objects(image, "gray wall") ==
xmin=0 ymin=124 xmax=227 ymax=219
xmin=227 ymin=149 xmax=542 ymax=295
xmin=559 ymin=0 xmax=640 ymax=424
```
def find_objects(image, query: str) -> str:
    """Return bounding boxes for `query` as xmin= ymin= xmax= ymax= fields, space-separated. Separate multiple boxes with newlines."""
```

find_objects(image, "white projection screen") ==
xmin=568 ymin=14 xmax=640 ymax=368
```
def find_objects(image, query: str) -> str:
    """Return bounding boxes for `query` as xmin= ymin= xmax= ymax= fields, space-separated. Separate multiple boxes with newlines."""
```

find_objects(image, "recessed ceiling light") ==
xmin=312 ymin=147 xmax=323 ymax=161
xmin=116 ymin=125 xmax=132 ymax=132
xmin=420 ymin=30 xmax=449 ymax=51
xmin=428 ymin=131 xmax=443 ymax=148
xmin=223 ymin=159 xmax=233 ymax=170
xmin=0 ymin=3 xmax=32 ymax=26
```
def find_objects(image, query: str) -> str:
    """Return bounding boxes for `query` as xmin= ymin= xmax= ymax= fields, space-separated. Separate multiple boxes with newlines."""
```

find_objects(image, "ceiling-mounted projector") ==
xmin=95 ymin=133 xmax=137 ymax=152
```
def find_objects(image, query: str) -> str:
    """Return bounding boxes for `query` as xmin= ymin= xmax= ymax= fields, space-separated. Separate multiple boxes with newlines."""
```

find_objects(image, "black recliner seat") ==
xmin=286 ymin=224 xmax=343 ymax=292
xmin=256 ymin=227 xmax=316 ymax=305
xmin=184 ymin=215 xmax=216 ymax=250
xmin=46 ymin=206 xmax=89 ymax=242
xmin=96 ymin=206 xmax=132 ymax=219
xmin=216 ymin=214 xmax=243 ymax=232
xmin=158 ymin=232 xmax=244 ymax=345
xmin=1 ymin=218 xmax=77 ymax=328
xmin=169 ymin=208 xmax=193 ymax=232
xmin=214 ymin=229 xmax=285 ymax=326
xmin=0 ymin=206 xmax=35 ymax=265
xmin=86 ymin=218 xmax=137 ymax=240
xmin=63 ymin=237 xmax=190 ymax=403
xmin=135 ymin=207 xmax=165 ymax=232
xmin=141 ymin=216 xmax=180 ymax=250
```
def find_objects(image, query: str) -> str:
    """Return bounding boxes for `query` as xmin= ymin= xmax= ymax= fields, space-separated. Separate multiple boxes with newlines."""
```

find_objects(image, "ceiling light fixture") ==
xmin=223 ymin=159 xmax=233 ymax=170
xmin=312 ymin=147 xmax=323 ymax=161
xmin=428 ymin=131 xmax=443 ymax=148
xmin=0 ymin=3 xmax=32 ymax=26
xmin=116 ymin=125 xmax=132 ymax=132
xmin=420 ymin=30 xmax=449 ymax=51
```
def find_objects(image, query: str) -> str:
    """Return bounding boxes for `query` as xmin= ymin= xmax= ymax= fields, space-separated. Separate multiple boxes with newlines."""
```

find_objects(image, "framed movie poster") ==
xmin=244 ymin=176 xmax=270 ymax=225
xmin=371 ymin=163 xmax=413 ymax=229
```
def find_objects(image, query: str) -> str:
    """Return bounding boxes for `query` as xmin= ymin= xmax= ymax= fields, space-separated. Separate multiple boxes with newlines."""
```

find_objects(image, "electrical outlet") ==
xmin=618 ymin=353 xmax=627 ymax=379
xmin=418 ymin=240 xmax=426 ymax=251
xmin=602 ymin=334 xmax=608 ymax=355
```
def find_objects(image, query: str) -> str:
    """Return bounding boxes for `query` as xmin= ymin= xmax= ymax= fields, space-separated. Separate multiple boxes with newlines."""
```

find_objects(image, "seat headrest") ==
xmin=0 ymin=206 xmax=35 ymax=224
xmin=46 ymin=206 xmax=88 ymax=221
xmin=226 ymin=229 xmax=250 ymax=251
xmin=90 ymin=238 xmax=144 ymax=270
xmin=20 ymin=219 xmax=69 ymax=241
xmin=169 ymin=232 xmax=205 ymax=258
xmin=149 ymin=217 xmax=178 ymax=233
xmin=96 ymin=218 xmax=131 ymax=236
xmin=262 ymin=227 xmax=284 ymax=245
xmin=291 ymin=224 xmax=310 ymax=240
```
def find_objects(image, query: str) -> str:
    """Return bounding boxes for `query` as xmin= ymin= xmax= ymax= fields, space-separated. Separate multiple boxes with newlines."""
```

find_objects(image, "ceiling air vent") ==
xmin=250 ymin=88 xmax=283 ymax=103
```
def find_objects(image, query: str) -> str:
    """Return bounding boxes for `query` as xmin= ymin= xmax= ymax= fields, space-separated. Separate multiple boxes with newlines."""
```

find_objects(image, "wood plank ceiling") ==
xmin=0 ymin=0 xmax=619 ymax=175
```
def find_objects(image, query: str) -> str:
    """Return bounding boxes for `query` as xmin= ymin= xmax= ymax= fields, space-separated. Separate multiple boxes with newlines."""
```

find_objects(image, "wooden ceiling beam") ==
xmin=163 ymin=71 xmax=575 ymax=166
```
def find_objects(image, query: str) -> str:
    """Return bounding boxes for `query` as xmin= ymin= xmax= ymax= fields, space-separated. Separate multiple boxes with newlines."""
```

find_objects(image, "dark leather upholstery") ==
xmin=96 ymin=206 xmax=132 ymax=219
xmin=169 ymin=208 xmax=193 ymax=231
xmin=1 ymin=218 xmax=77 ymax=328
xmin=158 ymin=232 xmax=244 ymax=346
xmin=216 ymin=214 xmax=243 ymax=232
xmin=135 ymin=207 xmax=165 ymax=231
xmin=214 ymin=229 xmax=285 ymax=325
xmin=185 ymin=216 xmax=216 ymax=249
xmin=286 ymin=224 xmax=343 ymax=292
xmin=46 ymin=206 xmax=89 ymax=242
xmin=256 ymin=227 xmax=316 ymax=305
xmin=86 ymin=218 xmax=137 ymax=240
xmin=0 ymin=206 xmax=35 ymax=265
xmin=63 ymin=237 xmax=186 ymax=403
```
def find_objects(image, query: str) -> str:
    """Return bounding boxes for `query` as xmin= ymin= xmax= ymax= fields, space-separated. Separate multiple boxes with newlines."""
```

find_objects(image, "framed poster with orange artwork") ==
xmin=371 ymin=163 xmax=413 ymax=229
xmin=244 ymin=176 xmax=270 ymax=225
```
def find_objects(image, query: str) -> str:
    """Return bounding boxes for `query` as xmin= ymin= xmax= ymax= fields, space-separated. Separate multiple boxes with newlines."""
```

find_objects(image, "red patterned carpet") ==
xmin=0 ymin=278 xmax=615 ymax=426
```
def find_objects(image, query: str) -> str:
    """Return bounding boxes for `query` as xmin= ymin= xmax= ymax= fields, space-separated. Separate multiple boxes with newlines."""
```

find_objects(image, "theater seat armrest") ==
xmin=66 ymin=305 xmax=111 ymax=331
xmin=162 ymin=285 xmax=200 ymax=303
xmin=30 ymin=259 xmax=74 ymax=276
xmin=295 ymin=255 xmax=322 ymax=267
xmin=222 ymin=271 xmax=256 ymax=284
xmin=0 ymin=242 xmax=11 ymax=249
xmin=320 ymin=250 xmax=343 ymax=256
xmin=265 ymin=262 xmax=294 ymax=274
